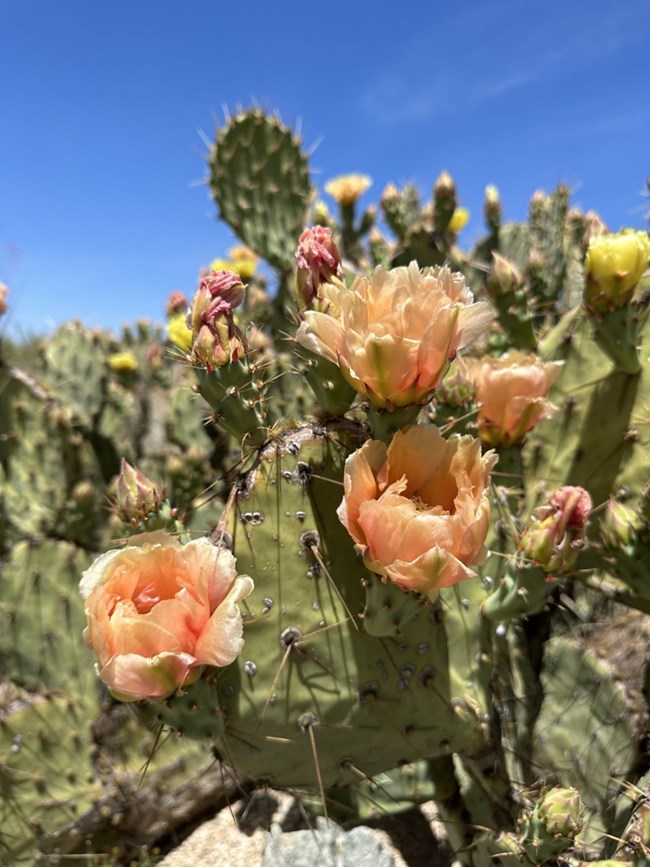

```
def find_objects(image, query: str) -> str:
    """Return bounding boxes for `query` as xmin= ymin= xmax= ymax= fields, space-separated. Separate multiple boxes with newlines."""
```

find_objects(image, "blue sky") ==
xmin=2 ymin=0 xmax=648 ymax=337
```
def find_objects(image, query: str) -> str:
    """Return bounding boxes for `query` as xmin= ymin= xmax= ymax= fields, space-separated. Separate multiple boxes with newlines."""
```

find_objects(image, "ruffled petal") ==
xmin=99 ymin=651 xmax=198 ymax=700
xmin=195 ymin=575 xmax=254 ymax=667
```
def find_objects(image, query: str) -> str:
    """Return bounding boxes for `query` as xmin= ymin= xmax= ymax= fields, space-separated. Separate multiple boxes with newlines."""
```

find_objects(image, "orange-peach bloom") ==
xmin=295 ymin=262 xmax=494 ymax=409
xmin=468 ymin=351 xmax=563 ymax=447
xmin=80 ymin=532 xmax=254 ymax=701
xmin=337 ymin=426 xmax=497 ymax=599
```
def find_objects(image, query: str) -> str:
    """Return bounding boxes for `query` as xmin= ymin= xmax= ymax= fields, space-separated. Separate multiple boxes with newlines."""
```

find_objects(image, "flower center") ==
xmin=133 ymin=582 xmax=162 ymax=613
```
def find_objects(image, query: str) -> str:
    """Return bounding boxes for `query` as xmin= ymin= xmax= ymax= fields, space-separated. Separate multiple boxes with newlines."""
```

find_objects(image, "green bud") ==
xmin=522 ymin=787 xmax=584 ymax=863
xmin=600 ymin=498 xmax=641 ymax=548
xmin=115 ymin=459 xmax=166 ymax=522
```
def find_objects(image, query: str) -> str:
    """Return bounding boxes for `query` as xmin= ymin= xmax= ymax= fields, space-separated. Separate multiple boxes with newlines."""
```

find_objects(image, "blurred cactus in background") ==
xmin=2 ymin=106 xmax=650 ymax=866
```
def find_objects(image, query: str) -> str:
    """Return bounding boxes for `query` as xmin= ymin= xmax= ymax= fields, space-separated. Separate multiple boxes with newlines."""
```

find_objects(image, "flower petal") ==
xmin=195 ymin=575 xmax=254 ymax=667
xmin=100 ymin=651 xmax=198 ymax=700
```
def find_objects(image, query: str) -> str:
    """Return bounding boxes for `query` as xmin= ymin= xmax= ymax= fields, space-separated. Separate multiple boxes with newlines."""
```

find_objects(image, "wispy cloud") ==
xmin=358 ymin=1 xmax=647 ymax=126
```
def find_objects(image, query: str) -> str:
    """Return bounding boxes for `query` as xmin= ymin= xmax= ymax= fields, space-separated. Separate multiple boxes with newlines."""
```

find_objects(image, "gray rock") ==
xmin=262 ymin=817 xmax=395 ymax=867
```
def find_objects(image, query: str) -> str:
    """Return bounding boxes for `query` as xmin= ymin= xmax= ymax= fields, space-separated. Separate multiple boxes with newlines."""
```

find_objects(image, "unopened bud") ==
xmin=0 ymin=283 xmax=8 ymax=317
xmin=584 ymin=229 xmax=650 ymax=314
xmin=188 ymin=270 xmax=246 ymax=369
xmin=165 ymin=291 xmax=188 ymax=318
xmin=433 ymin=171 xmax=457 ymax=232
xmin=115 ymin=459 xmax=166 ymax=521
xmin=519 ymin=486 xmax=592 ymax=572
xmin=580 ymin=211 xmax=609 ymax=253
xmin=537 ymin=787 xmax=583 ymax=838
xmin=484 ymin=185 xmax=502 ymax=233
xmin=295 ymin=226 xmax=343 ymax=309
xmin=600 ymin=498 xmax=641 ymax=547
xmin=381 ymin=182 xmax=400 ymax=204
xmin=434 ymin=170 xmax=456 ymax=199
xmin=487 ymin=253 xmax=525 ymax=297
xmin=72 ymin=480 xmax=96 ymax=506
xmin=435 ymin=357 xmax=475 ymax=408
xmin=523 ymin=786 xmax=584 ymax=863
xmin=313 ymin=200 xmax=331 ymax=225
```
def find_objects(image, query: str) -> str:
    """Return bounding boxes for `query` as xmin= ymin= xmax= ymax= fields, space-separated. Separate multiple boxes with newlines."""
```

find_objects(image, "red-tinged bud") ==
xmin=165 ymin=291 xmax=188 ymax=318
xmin=519 ymin=486 xmax=592 ymax=573
xmin=199 ymin=270 xmax=246 ymax=317
xmin=188 ymin=270 xmax=246 ymax=369
xmin=115 ymin=459 xmax=166 ymax=522
xmin=295 ymin=226 xmax=344 ymax=309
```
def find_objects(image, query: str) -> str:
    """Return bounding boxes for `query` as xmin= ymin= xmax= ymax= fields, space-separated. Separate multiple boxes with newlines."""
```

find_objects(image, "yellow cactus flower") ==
xmin=325 ymin=174 xmax=372 ymax=207
xmin=228 ymin=245 xmax=259 ymax=280
xmin=448 ymin=207 xmax=470 ymax=234
xmin=584 ymin=229 xmax=650 ymax=313
xmin=167 ymin=311 xmax=193 ymax=353
xmin=108 ymin=351 xmax=138 ymax=373
xmin=209 ymin=257 xmax=232 ymax=273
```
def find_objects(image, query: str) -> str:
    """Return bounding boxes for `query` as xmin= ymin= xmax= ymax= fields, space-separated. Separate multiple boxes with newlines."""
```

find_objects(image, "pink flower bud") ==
xmin=519 ymin=486 xmax=592 ymax=573
xmin=295 ymin=226 xmax=343 ymax=308
xmin=199 ymin=269 xmax=246 ymax=319
xmin=187 ymin=270 xmax=246 ymax=370
xmin=165 ymin=291 xmax=188 ymax=318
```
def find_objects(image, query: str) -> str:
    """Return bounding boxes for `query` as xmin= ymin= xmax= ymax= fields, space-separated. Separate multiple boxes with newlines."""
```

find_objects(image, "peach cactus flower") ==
xmin=468 ymin=351 xmax=563 ymax=447
xmin=295 ymin=262 xmax=494 ymax=409
xmin=80 ymin=532 xmax=254 ymax=701
xmin=337 ymin=426 xmax=497 ymax=599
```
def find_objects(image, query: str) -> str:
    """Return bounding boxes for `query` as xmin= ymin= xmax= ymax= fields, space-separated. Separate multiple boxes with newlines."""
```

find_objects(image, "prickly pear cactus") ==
xmin=3 ymin=106 xmax=650 ymax=867
xmin=208 ymin=109 xmax=313 ymax=273
xmin=154 ymin=424 xmax=492 ymax=791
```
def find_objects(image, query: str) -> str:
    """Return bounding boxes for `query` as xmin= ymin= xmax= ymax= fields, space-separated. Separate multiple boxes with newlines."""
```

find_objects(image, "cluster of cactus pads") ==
xmin=2 ymin=108 xmax=650 ymax=866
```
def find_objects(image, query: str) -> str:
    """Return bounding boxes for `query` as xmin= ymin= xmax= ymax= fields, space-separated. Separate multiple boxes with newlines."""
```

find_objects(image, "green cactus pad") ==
xmin=526 ymin=305 xmax=650 ymax=512
xmin=0 ymin=694 xmax=99 ymax=863
xmin=41 ymin=322 xmax=107 ymax=427
xmin=0 ymin=388 xmax=103 ymax=543
xmin=208 ymin=109 xmax=312 ymax=273
xmin=0 ymin=540 xmax=95 ymax=698
xmin=532 ymin=636 xmax=638 ymax=844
